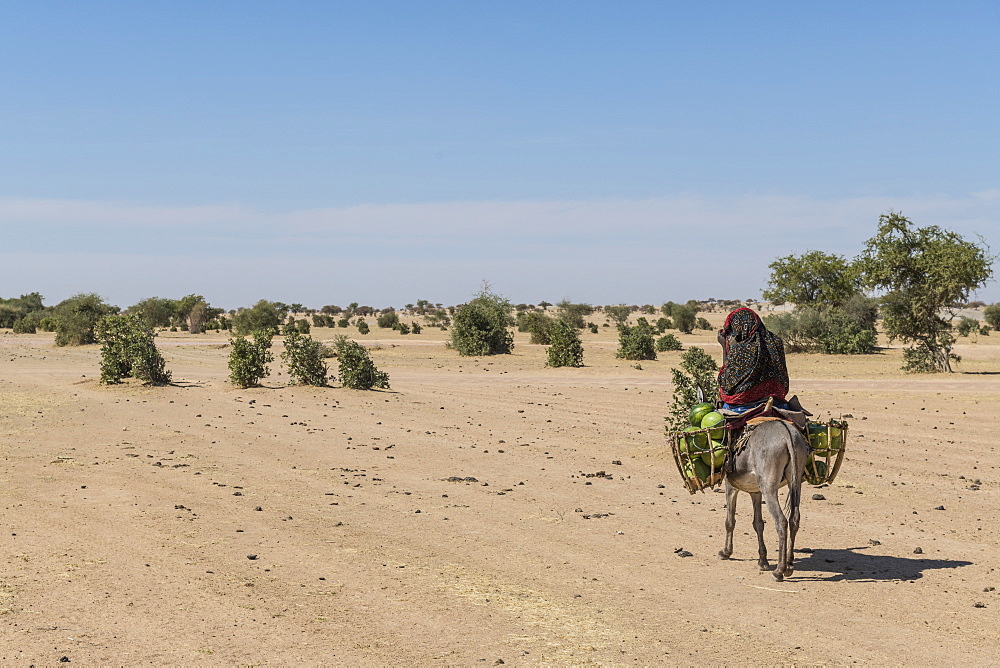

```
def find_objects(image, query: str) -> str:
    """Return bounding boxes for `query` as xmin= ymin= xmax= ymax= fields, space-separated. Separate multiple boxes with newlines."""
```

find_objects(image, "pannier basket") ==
xmin=803 ymin=419 xmax=848 ymax=485
xmin=667 ymin=426 xmax=730 ymax=494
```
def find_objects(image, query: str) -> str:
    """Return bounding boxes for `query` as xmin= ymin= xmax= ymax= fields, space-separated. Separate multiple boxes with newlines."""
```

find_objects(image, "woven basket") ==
xmin=667 ymin=426 xmax=728 ymax=494
xmin=803 ymin=420 xmax=848 ymax=485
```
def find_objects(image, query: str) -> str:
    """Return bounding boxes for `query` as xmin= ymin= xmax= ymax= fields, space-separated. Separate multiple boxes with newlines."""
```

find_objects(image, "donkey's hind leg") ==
xmin=718 ymin=481 xmax=738 ymax=560
xmin=750 ymin=492 xmax=770 ymax=572
xmin=762 ymin=485 xmax=789 ymax=581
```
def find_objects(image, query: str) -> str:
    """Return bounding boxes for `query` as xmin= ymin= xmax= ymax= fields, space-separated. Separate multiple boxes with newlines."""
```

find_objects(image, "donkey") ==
xmin=717 ymin=419 xmax=810 ymax=581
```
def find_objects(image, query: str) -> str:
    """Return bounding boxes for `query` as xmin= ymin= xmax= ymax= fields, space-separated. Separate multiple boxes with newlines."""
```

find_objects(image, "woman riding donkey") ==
xmin=717 ymin=307 xmax=790 ymax=413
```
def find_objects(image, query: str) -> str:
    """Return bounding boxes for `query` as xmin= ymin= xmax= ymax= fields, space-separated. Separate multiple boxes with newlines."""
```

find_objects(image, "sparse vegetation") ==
xmin=450 ymin=285 xmax=514 ymax=356
xmin=334 ymin=336 xmax=390 ymax=389
xmin=615 ymin=324 xmax=656 ymax=361
xmin=228 ymin=329 xmax=275 ymax=388
xmin=95 ymin=313 xmax=172 ymax=385
xmin=655 ymin=333 xmax=682 ymax=352
xmin=281 ymin=329 xmax=329 ymax=386
xmin=231 ymin=300 xmax=284 ymax=336
xmin=546 ymin=319 xmax=584 ymax=367
xmin=54 ymin=293 xmax=118 ymax=346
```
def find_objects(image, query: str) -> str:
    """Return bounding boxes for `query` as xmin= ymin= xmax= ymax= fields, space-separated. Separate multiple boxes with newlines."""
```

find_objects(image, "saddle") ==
xmin=721 ymin=396 xmax=811 ymax=474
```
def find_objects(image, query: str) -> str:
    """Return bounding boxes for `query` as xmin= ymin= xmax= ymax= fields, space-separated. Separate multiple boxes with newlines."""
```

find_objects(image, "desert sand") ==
xmin=1 ymin=318 xmax=998 ymax=665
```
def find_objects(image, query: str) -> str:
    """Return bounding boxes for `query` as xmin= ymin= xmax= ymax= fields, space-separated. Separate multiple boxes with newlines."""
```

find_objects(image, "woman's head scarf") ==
xmin=718 ymin=308 xmax=789 ymax=405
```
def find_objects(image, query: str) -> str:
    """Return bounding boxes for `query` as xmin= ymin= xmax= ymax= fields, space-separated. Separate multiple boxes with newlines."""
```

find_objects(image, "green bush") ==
xmin=546 ymin=319 xmax=584 ymax=367
xmin=281 ymin=329 xmax=329 ymax=386
xmin=228 ymin=330 xmax=275 ymax=388
xmin=588 ymin=322 xmax=598 ymax=333
xmin=54 ymin=293 xmax=118 ymax=346
xmin=696 ymin=317 xmax=712 ymax=330
xmin=337 ymin=317 xmax=350 ymax=328
xmin=231 ymin=300 xmax=283 ymax=336
xmin=615 ymin=324 xmax=656 ymax=361
xmin=984 ymin=303 xmax=1000 ymax=330
xmin=655 ymin=317 xmax=672 ymax=333
xmin=655 ymin=333 xmax=682 ymax=352
xmin=604 ymin=304 xmax=632 ymax=328
xmin=357 ymin=319 xmax=370 ymax=335
xmin=396 ymin=322 xmax=410 ymax=335
xmin=334 ymin=336 xmax=390 ymax=389
xmin=955 ymin=316 xmax=979 ymax=337
xmin=411 ymin=322 xmax=422 ymax=334
xmin=12 ymin=317 xmax=36 ymax=334
xmin=764 ymin=308 xmax=877 ymax=354
xmin=38 ymin=317 xmax=57 ymax=332
xmin=377 ymin=312 xmax=401 ymax=329
xmin=95 ymin=314 xmax=171 ymax=385
xmin=450 ymin=286 xmax=514 ymax=356
xmin=672 ymin=305 xmax=697 ymax=334
xmin=666 ymin=347 xmax=719 ymax=431
xmin=556 ymin=301 xmax=594 ymax=329
xmin=517 ymin=310 xmax=554 ymax=344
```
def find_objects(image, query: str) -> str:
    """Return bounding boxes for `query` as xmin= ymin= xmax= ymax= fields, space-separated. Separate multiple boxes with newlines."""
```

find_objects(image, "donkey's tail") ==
xmin=782 ymin=422 xmax=804 ymax=516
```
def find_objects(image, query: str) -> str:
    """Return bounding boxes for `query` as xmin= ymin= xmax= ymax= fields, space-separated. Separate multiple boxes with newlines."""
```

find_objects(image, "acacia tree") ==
xmin=763 ymin=250 xmax=860 ymax=308
xmin=855 ymin=212 xmax=993 ymax=372
xmin=604 ymin=304 xmax=632 ymax=328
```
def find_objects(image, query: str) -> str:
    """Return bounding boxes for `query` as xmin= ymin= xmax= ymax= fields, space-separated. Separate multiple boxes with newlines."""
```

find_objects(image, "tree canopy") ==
xmin=763 ymin=250 xmax=859 ymax=308
xmin=855 ymin=212 xmax=993 ymax=372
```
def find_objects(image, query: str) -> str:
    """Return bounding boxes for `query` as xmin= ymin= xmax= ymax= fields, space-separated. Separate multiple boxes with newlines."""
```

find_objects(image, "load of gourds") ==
xmin=669 ymin=402 xmax=728 ymax=493
xmin=804 ymin=420 xmax=848 ymax=485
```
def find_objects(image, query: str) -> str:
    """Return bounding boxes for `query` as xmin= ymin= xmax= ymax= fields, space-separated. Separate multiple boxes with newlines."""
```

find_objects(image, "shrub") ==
xmin=656 ymin=333 xmax=683 ymax=352
xmin=38 ymin=317 xmax=57 ymax=332
xmin=228 ymin=330 xmax=275 ymax=388
xmin=396 ymin=322 xmax=410 ymax=335
xmin=546 ymin=319 xmax=584 ymax=367
xmin=334 ymin=336 xmax=390 ymax=389
xmin=295 ymin=318 xmax=310 ymax=334
xmin=231 ymin=300 xmax=283 ymax=336
xmin=666 ymin=347 xmax=719 ymax=431
xmin=764 ymin=308 xmax=877 ymax=355
xmin=979 ymin=325 xmax=991 ymax=336
xmin=12 ymin=317 xmax=36 ymax=334
xmin=54 ymin=293 xmax=117 ymax=346
xmin=984 ymin=303 xmax=1000 ymax=330
xmin=95 ymin=314 xmax=171 ymax=385
xmin=411 ymin=322 xmax=422 ymax=334
xmin=450 ymin=286 xmax=514 ymax=356
xmin=517 ymin=310 xmax=554 ymax=344
xmin=616 ymin=324 xmax=656 ymax=361
xmin=672 ymin=305 xmax=697 ymax=334
xmin=337 ymin=317 xmax=350 ymax=328
xmin=604 ymin=304 xmax=632 ymax=328
xmin=281 ymin=329 xmax=329 ymax=386
xmin=696 ymin=317 xmax=712 ymax=330
xmin=955 ymin=316 xmax=979 ymax=338
xmin=557 ymin=301 xmax=594 ymax=329
xmin=357 ymin=320 xmax=370 ymax=335
xmin=377 ymin=312 xmax=401 ymax=329
xmin=588 ymin=322 xmax=598 ymax=333
xmin=656 ymin=317 xmax=672 ymax=333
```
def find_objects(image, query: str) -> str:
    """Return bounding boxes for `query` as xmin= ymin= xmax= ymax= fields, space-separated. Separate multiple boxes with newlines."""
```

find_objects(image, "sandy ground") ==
xmin=1 ymin=318 xmax=998 ymax=665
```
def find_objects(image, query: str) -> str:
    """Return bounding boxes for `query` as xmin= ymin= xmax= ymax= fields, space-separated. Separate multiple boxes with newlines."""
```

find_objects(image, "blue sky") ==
xmin=2 ymin=1 xmax=998 ymax=308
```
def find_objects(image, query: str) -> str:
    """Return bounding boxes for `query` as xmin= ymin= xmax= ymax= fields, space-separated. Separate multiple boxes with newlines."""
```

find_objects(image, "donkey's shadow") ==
xmin=789 ymin=546 xmax=972 ymax=582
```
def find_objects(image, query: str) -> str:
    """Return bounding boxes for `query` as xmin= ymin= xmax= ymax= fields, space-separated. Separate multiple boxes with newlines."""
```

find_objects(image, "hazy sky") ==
xmin=2 ymin=1 xmax=998 ymax=309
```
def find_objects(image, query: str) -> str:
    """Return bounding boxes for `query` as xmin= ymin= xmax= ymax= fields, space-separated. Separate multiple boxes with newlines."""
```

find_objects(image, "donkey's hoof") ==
xmin=758 ymin=561 xmax=771 ymax=572
xmin=718 ymin=551 xmax=731 ymax=560
xmin=772 ymin=571 xmax=785 ymax=582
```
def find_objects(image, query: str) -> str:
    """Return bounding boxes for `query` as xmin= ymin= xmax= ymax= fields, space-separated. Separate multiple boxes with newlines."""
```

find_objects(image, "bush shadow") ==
xmin=792 ymin=546 xmax=972 ymax=582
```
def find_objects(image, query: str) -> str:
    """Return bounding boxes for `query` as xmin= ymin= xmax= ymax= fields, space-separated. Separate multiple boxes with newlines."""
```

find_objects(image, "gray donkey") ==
xmin=718 ymin=419 xmax=810 ymax=581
